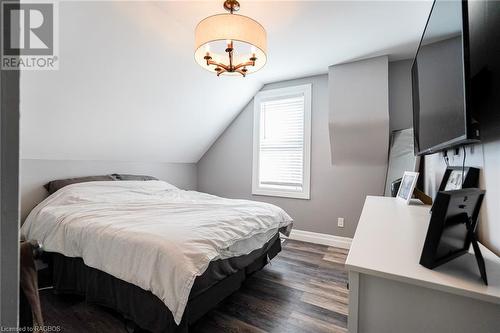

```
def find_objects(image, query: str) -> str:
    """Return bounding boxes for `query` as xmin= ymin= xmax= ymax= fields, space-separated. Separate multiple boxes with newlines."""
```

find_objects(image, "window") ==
xmin=252 ymin=84 xmax=311 ymax=199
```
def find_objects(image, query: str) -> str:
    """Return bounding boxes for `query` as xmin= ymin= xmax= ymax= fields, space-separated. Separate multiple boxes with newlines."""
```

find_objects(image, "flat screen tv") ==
xmin=411 ymin=0 xmax=480 ymax=155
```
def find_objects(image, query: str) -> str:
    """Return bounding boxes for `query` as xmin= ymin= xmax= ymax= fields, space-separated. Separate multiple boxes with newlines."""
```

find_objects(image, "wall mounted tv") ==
xmin=411 ymin=0 xmax=480 ymax=155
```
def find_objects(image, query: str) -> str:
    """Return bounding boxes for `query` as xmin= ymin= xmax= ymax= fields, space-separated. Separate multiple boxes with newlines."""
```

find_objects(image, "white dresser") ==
xmin=346 ymin=196 xmax=500 ymax=333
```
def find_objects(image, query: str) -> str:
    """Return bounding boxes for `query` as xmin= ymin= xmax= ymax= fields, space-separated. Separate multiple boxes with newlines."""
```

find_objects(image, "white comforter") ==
xmin=21 ymin=180 xmax=292 ymax=324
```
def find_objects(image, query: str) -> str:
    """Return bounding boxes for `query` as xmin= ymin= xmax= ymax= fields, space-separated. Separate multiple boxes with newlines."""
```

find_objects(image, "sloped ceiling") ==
xmin=20 ymin=0 xmax=432 ymax=163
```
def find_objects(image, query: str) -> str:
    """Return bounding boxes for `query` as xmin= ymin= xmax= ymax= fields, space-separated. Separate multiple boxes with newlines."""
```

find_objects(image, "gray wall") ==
xmin=328 ymin=56 xmax=389 ymax=167
xmin=198 ymin=58 xmax=390 ymax=238
xmin=328 ymin=56 xmax=390 ymax=236
xmin=389 ymin=60 xmax=413 ymax=131
xmin=20 ymin=159 xmax=196 ymax=222
xmin=0 ymin=23 xmax=20 ymax=326
xmin=198 ymin=75 xmax=349 ymax=236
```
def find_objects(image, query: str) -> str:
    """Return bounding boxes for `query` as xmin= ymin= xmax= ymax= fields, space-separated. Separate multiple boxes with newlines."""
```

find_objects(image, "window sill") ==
xmin=252 ymin=188 xmax=310 ymax=200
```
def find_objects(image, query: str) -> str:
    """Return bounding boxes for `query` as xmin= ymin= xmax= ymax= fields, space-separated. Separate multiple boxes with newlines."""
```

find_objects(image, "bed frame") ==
xmin=44 ymin=233 xmax=282 ymax=333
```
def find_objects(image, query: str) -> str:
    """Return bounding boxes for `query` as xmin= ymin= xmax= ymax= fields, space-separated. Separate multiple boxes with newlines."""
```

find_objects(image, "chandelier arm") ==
xmin=235 ymin=69 xmax=247 ymax=77
xmin=207 ymin=59 xmax=230 ymax=71
xmin=233 ymin=61 xmax=255 ymax=70
xmin=216 ymin=68 xmax=228 ymax=76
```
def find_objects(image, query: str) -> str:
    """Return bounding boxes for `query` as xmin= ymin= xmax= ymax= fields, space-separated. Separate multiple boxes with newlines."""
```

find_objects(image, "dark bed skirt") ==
xmin=48 ymin=233 xmax=282 ymax=333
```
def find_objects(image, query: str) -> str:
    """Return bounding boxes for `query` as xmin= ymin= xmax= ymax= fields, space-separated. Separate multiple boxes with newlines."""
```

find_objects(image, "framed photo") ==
xmin=438 ymin=167 xmax=479 ymax=192
xmin=419 ymin=188 xmax=487 ymax=284
xmin=444 ymin=170 xmax=465 ymax=190
xmin=396 ymin=171 xmax=419 ymax=204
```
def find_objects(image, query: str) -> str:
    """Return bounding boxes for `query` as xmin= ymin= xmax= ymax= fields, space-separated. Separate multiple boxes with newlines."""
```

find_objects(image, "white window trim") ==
xmin=252 ymin=84 xmax=312 ymax=200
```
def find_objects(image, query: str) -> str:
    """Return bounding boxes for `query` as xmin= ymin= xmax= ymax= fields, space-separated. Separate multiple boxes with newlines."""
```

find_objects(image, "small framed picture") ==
xmin=438 ymin=167 xmax=479 ymax=192
xmin=396 ymin=171 xmax=419 ymax=204
xmin=444 ymin=170 xmax=465 ymax=191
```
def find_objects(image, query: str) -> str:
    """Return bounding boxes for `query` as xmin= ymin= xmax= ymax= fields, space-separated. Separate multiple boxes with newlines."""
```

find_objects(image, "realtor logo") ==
xmin=1 ymin=1 xmax=59 ymax=70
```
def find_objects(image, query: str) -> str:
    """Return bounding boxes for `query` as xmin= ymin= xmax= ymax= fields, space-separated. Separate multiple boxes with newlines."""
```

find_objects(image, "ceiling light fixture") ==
xmin=194 ymin=0 xmax=267 ymax=77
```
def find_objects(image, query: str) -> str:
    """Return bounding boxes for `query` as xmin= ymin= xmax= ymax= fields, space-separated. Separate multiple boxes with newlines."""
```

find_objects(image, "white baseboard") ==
xmin=288 ymin=229 xmax=352 ymax=249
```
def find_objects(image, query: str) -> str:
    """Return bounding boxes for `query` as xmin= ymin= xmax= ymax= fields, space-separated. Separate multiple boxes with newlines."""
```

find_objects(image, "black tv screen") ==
xmin=411 ymin=0 xmax=480 ymax=155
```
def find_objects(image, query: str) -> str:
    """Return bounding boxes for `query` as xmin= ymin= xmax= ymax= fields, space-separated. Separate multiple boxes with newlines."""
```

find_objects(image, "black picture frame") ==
xmin=420 ymin=188 xmax=488 ymax=284
xmin=438 ymin=166 xmax=479 ymax=191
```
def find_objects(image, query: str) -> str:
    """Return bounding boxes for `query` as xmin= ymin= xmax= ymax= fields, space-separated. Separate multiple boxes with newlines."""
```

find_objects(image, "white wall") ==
xmin=19 ymin=1 xmax=262 ymax=163
xmin=480 ymin=141 xmax=500 ymax=255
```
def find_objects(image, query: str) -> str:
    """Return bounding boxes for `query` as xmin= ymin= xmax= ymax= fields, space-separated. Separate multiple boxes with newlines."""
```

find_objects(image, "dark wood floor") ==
xmin=40 ymin=240 xmax=349 ymax=333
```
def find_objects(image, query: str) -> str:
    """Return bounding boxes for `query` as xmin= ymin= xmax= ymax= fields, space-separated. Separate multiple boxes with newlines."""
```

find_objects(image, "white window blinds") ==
xmin=252 ymin=84 xmax=311 ymax=199
xmin=259 ymin=96 xmax=305 ymax=191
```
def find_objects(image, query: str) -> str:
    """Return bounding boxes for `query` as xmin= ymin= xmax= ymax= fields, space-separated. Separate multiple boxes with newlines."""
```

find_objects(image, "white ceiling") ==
xmin=20 ymin=0 xmax=432 ymax=163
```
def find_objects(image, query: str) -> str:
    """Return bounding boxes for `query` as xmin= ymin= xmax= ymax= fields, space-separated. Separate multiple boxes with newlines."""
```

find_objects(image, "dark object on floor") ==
xmin=47 ymin=233 xmax=282 ymax=333
xmin=420 ymin=188 xmax=487 ymax=285
xmin=20 ymin=240 xmax=44 ymax=330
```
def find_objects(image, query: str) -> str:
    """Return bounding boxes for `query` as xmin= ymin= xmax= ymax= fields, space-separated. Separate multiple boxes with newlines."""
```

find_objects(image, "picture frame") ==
xmin=396 ymin=171 xmax=419 ymax=204
xmin=437 ymin=166 xmax=479 ymax=192
xmin=420 ymin=188 xmax=487 ymax=285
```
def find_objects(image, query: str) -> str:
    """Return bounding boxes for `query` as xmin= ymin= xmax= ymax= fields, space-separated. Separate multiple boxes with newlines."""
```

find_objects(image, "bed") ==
xmin=21 ymin=178 xmax=293 ymax=332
